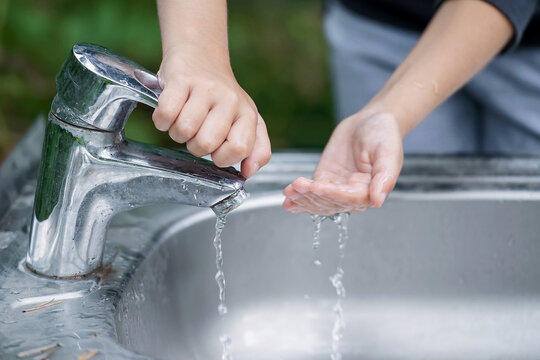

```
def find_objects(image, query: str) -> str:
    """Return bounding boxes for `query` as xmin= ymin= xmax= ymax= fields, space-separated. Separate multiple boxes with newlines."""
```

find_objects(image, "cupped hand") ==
xmin=283 ymin=111 xmax=403 ymax=215
xmin=152 ymin=45 xmax=271 ymax=178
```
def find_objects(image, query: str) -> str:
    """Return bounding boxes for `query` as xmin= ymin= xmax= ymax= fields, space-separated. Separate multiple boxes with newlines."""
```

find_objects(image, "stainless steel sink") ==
xmin=3 ymin=122 xmax=540 ymax=359
xmin=114 ymin=155 xmax=540 ymax=360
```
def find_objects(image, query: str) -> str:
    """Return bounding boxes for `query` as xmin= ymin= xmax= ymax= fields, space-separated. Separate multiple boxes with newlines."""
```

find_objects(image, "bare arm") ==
xmin=157 ymin=0 xmax=230 ymax=64
xmin=367 ymin=0 xmax=513 ymax=136
xmin=284 ymin=0 xmax=514 ymax=214
xmin=154 ymin=0 xmax=271 ymax=177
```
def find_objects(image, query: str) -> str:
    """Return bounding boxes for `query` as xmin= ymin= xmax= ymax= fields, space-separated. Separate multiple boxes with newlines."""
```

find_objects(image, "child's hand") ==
xmin=283 ymin=111 xmax=403 ymax=215
xmin=152 ymin=45 xmax=271 ymax=178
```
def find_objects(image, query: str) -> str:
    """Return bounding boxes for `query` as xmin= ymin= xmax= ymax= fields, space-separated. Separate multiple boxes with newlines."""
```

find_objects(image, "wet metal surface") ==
xmin=3 ymin=123 xmax=540 ymax=358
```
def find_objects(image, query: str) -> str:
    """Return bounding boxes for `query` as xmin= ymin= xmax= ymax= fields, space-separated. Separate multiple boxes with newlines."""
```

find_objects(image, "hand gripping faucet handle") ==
xmin=52 ymin=43 xmax=163 ymax=132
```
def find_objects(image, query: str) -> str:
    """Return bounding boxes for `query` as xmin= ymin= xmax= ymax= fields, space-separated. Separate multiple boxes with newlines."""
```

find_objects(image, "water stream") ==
xmin=311 ymin=215 xmax=324 ymax=267
xmin=329 ymin=213 xmax=349 ymax=360
xmin=212 ymin=205 xmax=349 ymax=360
xmin=311 ymin=212 xmax=350 ymax=360
xmin=213 ymin=214 xmax=232 ymax=360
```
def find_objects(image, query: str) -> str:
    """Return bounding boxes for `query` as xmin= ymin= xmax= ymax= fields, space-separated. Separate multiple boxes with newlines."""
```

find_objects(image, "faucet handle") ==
xmin=53 ymin=43 xmax=163 ymax=132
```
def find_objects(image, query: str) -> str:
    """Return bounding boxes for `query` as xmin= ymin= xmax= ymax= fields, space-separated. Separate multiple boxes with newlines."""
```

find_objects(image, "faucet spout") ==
xmin=26 ymin=44 xmax=248 ymax=278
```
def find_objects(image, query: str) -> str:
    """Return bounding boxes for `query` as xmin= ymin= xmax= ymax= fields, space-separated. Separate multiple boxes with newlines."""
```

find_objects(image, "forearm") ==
xmin=156 ymin=0 xmax=230 ymax=66
xmin=364 ymin=0 xmax=513 ymax=137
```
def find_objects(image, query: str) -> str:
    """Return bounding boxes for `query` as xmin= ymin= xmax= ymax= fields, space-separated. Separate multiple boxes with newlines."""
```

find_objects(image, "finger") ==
xmin=307 ymin=183 xmax=369 ymax=214
xmin=291 ymin=177 xmax=313 ymax=194
xmin=211 ymin=112 xmax=257 ymax=168
xmin=355 ymin=150 xmax=373 ymax=173
xmin=186 ymin=104 xmax=235 ymax=157
xmin=152 ymin=84 xmax=189 ymax=132
xmin=311 ymin=181 xmax=370 ymax=205
xmin=304 ymin=188 xmax=348 ymax=210
xmin=241 ymin=115 xmax=272 ymax=178
xmin=369 ymin=147 xmax=403 ymax=208
xmin=283 ymin=184 xmax=299 ymax=198
xmin=283 ymin=197 xmax=298 ymax=212
xmin=283 ymin=200 xmax=300 ymax=214
xmin=169 ymin=90 xmax=212 ymax=144
xmin=283 ymin=198 xmax=303 ymax=214
xmin=302 ymin=193 xmax=343 ymax=215
xmin=288 ymin=195 xmax=320 ymax=214
xmin=287 ymin=191 xmax=342 ymax=215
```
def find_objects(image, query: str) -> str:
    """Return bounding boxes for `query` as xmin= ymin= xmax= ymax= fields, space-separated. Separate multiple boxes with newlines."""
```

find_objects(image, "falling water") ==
xmin=311 ymin=215 xmax=324 ymax=267
xmin=329 ymin=212 xmax=349 ymax=360
xmin=213 ymin=214 xmax=232 ymax=360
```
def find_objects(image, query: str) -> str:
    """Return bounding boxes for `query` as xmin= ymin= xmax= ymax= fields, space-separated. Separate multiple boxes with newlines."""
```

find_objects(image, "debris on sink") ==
xmin=36 ymin=344 xmax=59 ymax=360
xmin=0 ymin=231 xmax=19 ymax=250
xmin=22 ymin=298 xmax=62 ymax=313
xmin=77 ymin=349 xmax=99 ymax=360
xmin=16 ymin=343 xmax=60 ymax=358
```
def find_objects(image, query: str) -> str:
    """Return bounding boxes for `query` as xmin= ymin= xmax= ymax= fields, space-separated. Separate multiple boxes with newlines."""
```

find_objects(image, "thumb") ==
xmin=369 ymin=146 xmax=403 ymax=208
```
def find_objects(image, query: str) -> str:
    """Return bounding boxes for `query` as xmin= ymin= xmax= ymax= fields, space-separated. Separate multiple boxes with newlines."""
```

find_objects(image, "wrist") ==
xmin=362 ymin=97 xmax=413 ymax=139
xmin=161 ymin=42 xmax=233 ymax=75
xmin=163 ymin=40 xmax=230 ymax=62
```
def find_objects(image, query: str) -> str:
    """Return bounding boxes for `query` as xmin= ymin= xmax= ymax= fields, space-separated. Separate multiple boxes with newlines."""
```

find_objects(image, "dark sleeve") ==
xmin=434 ymin=0 xmax=539 ymax=52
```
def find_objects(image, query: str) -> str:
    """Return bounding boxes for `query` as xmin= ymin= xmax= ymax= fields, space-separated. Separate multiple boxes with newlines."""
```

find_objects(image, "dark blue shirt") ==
xmin=338 ymin=0 xmax=540 ymax=51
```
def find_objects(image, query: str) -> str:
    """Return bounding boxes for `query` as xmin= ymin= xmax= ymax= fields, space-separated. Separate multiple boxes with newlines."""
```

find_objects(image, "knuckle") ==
xmin=177 ymin=121 xmax=197 ymax=139
xmin=241 ymin=108 xmax=258 ymax=125
xmin=195 ymin=137 xmax=218 ymax=155
xmin=202 ymin=79 xmax=216 ymax=91
xmin=154 ymin=106 xmax=172 ymax=122
xmin=249 ymin=109 xmax=259 ymax=122
xmin=186 ymin=141 xmax=205 ymax=157
xmin=229 ymin=140 xmax=249 ymax=158
xmin=261 ymin=149 xmax=272 ymax=165
xmin=168 ymin=128 xmax=183 ymax=143
xmin=224 ymin=90 xmax=240 ymax=104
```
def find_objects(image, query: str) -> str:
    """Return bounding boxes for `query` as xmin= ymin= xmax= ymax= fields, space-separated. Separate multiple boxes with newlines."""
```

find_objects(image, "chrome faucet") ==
xmin=26 ymin=43 xmax=247 ymax=278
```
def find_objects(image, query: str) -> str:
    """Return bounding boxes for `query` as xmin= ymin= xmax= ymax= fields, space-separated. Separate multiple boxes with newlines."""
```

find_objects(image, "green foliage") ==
xmin=0 ymin=0 xmax=333 ymax=160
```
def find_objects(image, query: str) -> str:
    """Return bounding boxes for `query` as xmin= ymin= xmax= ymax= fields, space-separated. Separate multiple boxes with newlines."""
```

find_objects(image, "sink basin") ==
xmin=3 ymin=122 xmax=540 ymax=359
xmin=114 ymin=159 xmax=540 ymax=360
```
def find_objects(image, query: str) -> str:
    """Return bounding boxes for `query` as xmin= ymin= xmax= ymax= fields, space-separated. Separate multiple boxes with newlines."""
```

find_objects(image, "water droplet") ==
xmin=218 ymin=303 xmax=228 ymax=316
xmin=311 ymin=215 xmax=324 ymax=266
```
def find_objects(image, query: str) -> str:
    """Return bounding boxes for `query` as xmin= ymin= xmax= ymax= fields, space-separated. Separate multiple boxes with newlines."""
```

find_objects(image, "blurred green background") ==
xmin=0 ymin=0 xmax=334 ymax=162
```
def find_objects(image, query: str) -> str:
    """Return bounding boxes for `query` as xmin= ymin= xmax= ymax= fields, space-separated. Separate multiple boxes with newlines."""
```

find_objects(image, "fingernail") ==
xmin=380 ymin=192 xmax=387 ymax=203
